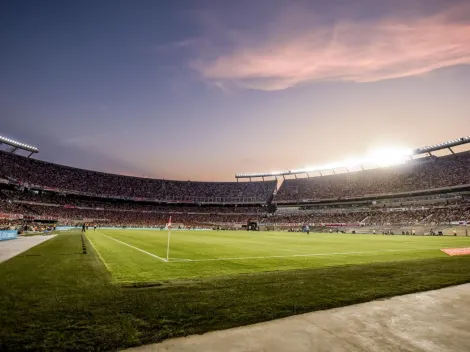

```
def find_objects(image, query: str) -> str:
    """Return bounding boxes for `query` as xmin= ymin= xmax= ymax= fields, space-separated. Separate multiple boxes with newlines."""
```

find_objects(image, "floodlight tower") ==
xmin=0 ymin=136 xmax=39 ymax=157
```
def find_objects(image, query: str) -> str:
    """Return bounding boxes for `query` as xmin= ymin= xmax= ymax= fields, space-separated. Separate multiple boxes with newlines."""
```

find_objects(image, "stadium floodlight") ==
xmin=368 ymin=148 xmax=412 ymax=167
xmin=290 ymin=168 xmax=310 ymax=174
xmin=270 ymin=170 xmax=287 ymax=176
xmin=343 ymin=158 xmax=367 ymax=169
xmin=321 ymin=162 xmax=345 ymax=170
xmin=0 ymin=135 xmax=39 ymax=153
xmin=235 ymin=136 xmax=470 ymax=179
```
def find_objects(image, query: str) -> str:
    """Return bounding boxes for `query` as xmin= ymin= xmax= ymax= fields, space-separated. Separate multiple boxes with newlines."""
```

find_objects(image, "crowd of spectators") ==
xmin=0 ymin=219 xmax=18 ymax=230
xmin=276 ymin=152 xmax=470 ymax=202
xmin=0 ymin=151 xmax=275 ymax=202
xmin=0 ymin=219 xmax=54 ymax=232
xmin=15 ymin=204 xmax=264 ymax=227
xmin=270 ymin=212 xmax=367 ymax=224
xmin=267 ymin=206 xmax=469 ymax=226
xmin=0 ymin=189 xmax=267 ymax=227
xmin=1 ymin=190 xmax=266 ymax=213
xmin=2 ymin=149 xmax=468 ymax=205
xmin=429 ymin=206 xmax=470 ymax=224
xmin=1 ymin=196 xmax=468 ymax=227
xmin=1 ymin=148 xmax=469 ymax=227
xmin=365 ymin=210 xmax=432 ymax=226
xmin=0 ymin=199 xmax=28 ymax=214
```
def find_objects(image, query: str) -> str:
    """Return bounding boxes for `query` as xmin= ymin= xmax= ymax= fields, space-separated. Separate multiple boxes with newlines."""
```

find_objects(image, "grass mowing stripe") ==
xmin=172 ymin=248 xmax=444 ymax=262
xmin=86 ymin=231 xmax=114 ymax=273
xmin=89 ymin=229 xmax=470 ymax=282
xmin=96 ymin=230 xmax=167 ymax=262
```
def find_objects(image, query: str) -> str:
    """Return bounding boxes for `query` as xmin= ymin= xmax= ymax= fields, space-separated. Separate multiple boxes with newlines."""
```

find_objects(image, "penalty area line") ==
xmin=96 ymin=231 xmax=167 ymax=262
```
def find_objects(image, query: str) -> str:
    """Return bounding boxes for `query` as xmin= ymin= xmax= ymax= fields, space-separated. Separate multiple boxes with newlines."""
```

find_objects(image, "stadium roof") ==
xmin=236 ymin=136 xmax=470 ymax=179
xmin=412 ymin=136 xmax=470 ymax=154
xmin=0 ymin=135 xmax=39 ymax=155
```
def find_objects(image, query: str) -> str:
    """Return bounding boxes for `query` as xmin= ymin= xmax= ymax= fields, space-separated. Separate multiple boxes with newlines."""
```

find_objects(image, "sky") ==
xmin=1 ymin=0 xmax=470 ymax=181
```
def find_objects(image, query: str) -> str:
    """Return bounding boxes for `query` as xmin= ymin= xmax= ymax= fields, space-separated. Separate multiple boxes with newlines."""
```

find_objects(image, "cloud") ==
xmin=192 ymin=2 xmax=470 ymax=91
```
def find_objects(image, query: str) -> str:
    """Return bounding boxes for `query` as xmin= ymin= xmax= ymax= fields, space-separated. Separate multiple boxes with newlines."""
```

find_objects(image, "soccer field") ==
xmin=86 ymin=229 xmax=470 ymax=283
xmin=3 ymin=231 xmax=470 ymax=351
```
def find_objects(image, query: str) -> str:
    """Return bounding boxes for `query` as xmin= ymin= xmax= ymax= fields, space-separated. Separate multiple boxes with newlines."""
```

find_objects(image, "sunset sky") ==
xmin=1 ymin=0 xmax=470 ymax=181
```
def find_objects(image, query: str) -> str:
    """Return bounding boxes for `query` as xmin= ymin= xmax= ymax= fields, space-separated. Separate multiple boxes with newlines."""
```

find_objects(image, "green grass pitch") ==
xmin=86 ymin=229 xmax=470 ymax=283
xmin=2 ymin=231 xmax=470 ymax=351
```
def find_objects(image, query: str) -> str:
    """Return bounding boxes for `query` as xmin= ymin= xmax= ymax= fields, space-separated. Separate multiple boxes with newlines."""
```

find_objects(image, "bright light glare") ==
xmin=269 ymin=147 xmax=412 ymax=175
xmin=321 ymin=162 xmax=345 ymax=170
xmin=368 ymin=148 xmax=412 ymax=167
xmin=237 ymin=137 xmax=469 ymax=177
xmin=343 ymin=158 xmax=367 ymax=168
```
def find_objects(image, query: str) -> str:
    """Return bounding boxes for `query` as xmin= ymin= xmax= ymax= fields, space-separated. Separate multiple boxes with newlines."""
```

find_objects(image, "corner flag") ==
xmin=166 ymin=216 xmax=172 ymax=262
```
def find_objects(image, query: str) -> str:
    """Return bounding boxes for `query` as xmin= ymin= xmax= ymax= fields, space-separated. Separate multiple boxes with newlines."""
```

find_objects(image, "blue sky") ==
xmin=1 ymin=0 xmax=470 ymax=181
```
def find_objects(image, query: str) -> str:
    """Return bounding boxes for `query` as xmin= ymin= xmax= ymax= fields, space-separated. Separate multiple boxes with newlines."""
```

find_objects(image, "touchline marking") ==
xmin=171 ymin=248 xmax=442 ymax=263
xmin=97 ymin=231 xmax=167 ymax=262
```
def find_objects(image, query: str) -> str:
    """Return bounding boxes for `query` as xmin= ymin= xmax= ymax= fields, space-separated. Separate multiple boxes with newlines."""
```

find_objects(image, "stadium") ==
xmin=1 ymin=134 xmax=470 ymax=351
xmin=3 ymin=1 xmax=470 ymax=350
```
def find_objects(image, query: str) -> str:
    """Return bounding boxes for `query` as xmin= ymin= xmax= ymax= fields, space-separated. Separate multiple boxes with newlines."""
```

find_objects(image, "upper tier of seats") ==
xmin=275 ymin=152 xmax=470 ymax=203
xmin=2 ymin=150 xmax=469 ymax=205
xmin=0 ymin=151 xmax=276 ymax=203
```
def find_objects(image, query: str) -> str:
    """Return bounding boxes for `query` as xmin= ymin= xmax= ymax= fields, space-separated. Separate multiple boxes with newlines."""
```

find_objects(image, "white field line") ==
xmin=85 ymin=233 xmax=113 ymax=272
xmin=170 ymin=248 xmax=443 ymax=263
xmin=97 ymin=231 xmax=167 ymax=262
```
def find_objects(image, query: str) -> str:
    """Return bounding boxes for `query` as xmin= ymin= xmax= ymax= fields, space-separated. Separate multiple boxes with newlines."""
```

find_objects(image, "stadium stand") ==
xmin=1 ymin=188 xmax=469 ymax=229
xmin=275 ymin=152 xmax=470 ymax=202
xmin=0 ymin=151 xmax=275 ymax=203
xmin=265 ymin=205 xmax=469 ymax=226
xmin=0 ymin=147 xmax=469 ymax=231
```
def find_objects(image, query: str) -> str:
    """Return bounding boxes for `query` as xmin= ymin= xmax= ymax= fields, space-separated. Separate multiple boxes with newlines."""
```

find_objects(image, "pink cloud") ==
xmin=193 ymin=3 xmax=470 ymax=91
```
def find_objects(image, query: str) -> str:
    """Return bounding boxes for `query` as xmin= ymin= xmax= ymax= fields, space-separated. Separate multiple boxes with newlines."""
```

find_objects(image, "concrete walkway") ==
xmin=0 ymin=235 xmax=55 ymax=263
xmin=126 ymin=283 xmax=470 ymax=352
